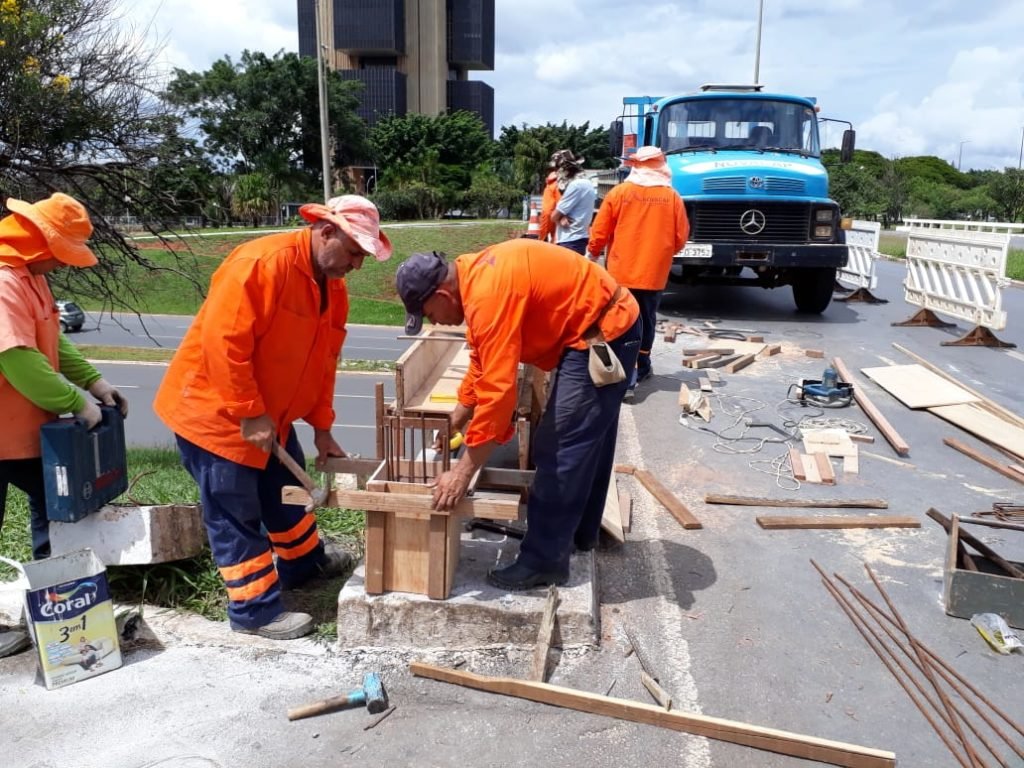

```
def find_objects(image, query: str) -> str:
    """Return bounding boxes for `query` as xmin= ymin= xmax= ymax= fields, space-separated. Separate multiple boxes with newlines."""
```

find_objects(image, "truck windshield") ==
xmin=657 ymin=98 xmax=821 ymax=157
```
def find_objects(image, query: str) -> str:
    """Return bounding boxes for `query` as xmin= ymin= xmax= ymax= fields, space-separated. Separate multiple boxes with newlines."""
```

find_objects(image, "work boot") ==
xmin=0 ymin=627 xmax=32 ymax=658
xmin=230 ymin=612 xmax=314 ymax=640
xmin=487 ymin=560 xmax=568 ymax=591
xmin=317 ymin=542 xmax=353 ymax=578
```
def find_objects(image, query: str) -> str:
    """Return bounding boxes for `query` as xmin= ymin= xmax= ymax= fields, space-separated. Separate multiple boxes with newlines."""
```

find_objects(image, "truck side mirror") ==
xmin=840 ymin=129 xmax=856 ymax=163
xmin=609 ymin=120 xmax=623 ymax=157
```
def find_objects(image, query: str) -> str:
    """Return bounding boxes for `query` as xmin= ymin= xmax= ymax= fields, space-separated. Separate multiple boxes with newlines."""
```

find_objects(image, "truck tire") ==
xmin=792 ymin=268 xmax=836 ymax=314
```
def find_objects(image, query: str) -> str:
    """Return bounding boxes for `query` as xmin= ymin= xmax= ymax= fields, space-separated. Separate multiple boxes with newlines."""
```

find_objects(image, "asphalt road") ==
xmin=68 ymin=311 xmax=410 ymax=362
xmin=6 ymin=256 xmax=1024 ymax=767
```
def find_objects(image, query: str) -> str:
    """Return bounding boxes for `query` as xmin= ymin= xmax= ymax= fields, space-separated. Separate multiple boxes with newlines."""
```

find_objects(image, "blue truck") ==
xmin=601 ymin=84 xmax=855 ymax=313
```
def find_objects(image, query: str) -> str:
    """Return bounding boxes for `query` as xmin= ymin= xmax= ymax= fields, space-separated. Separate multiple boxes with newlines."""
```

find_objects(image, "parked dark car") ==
xmin=56 ymin=300 xmax=85 ymax=333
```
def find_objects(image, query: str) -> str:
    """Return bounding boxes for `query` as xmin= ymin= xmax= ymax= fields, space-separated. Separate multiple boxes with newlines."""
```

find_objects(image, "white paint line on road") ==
xmin=86 ymin=359 xmax=169 ymax=367
xmin=617 ymin=405 xmax=710 ymax=767
xmin=1006 ymin=350 xmax=1024 ymax=364
xmin=108 ymin=385 xmax=141 ymax=389
xmin=331 ymin=423 xmax=374 ymax=430
xmin=334 ymin=394 xmax=377 ymax=399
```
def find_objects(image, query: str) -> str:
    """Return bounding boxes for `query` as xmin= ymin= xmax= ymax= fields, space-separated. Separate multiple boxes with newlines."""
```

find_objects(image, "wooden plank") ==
xmin=427 ymin=513 xmax=448 ymax=599
xmin=843 ymin=452 xmax=860 ymax=475
xmin=394 ymin=329 xmax=464 ymax=413
xmin=850 ymin=434 xmax=875 ymax=444
xmin=403 ymin=343 xmax=472 ymax=415
xmin=789 ymin=448 xmax=806 ymax=480
xmin=445 ymin=514 xmax=462 ymax=596
xmin=860 ymin=364 xmax=979 ymax=409
xmin=600 ymin=476 xmax=625 ymax=543
xmin=678 ymin=382 xmax=692 ymax=408
xmin=756 ymin=516 xmax=919 ymax=530
xmin=683 ymin=347 xmax=734 ymax=356
xmin=364 ymin=510 xmax=387 ymax=594
xmin=699 ymin=376 xmax=713 ymax=392
xmin=802 ymin=454 xmax=822 ymax=484
xmin=814 ymin=453 xmax=836 ymax=485
xmin=832 ymin=357 xmax=911 ymax=457
xmin=802 ymin=429 xmax=858 ymax=458
xmin=321 ymin=456 xmax=383 ymax=477
xmin=893 ymin=342 xmax=1024 ymax=431
xmin=614 ymin=463 xmax=636 ymax=475
xmin=663 ymin=326 xmax=677 ymax=343
xmin=634 ymin=470 xmax=702 ymax=529
xmin=618 ymin=489 xmax=632 ymax=533
xmin=409 ymin=663 xmax=897 ymax=768
xmin=724 ymin=354 xmax=755 ymax=373
xmin=805 ymin=349 xmax=825 ymax=359
xmin=706 ymin=369 xmax=722 ymax=383
xmin=477 ymin=467 xmax=535 ymax=490
xmin=758 ymin=344 xmax=782 ymax=358
xmin=745 ymin=335 xmax=765 ymax=343
xmin=283 ymin=487 xmax=521 ymax=520
xmin=640 ymin=670 xmax=672 ymax=711
xmin=927 ymin=509 xmax=1024 ymax=579
xmin=705 ymin=495 xmax=889 ymax=509
xmin=943 ymin=437 xmax=1024 ymax=484
xmin=683 ymin=352 xmax=721 ymax=368
xmin=529 ymin=586 xmax=559 ymax=682
xmin=930 ymin=403 xmax=1024 ymax=460
xmin=694 ymin=355 xmax=725 ymax=369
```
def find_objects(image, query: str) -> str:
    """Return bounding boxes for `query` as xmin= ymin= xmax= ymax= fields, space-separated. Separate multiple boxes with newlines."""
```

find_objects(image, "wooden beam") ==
xmin=832 ymin=357 xmax=910 ymax=456
xmin=614 ymin=463 xmax=636 ymax=475
xmin=682 ymin=347 xmax=734 ymax=356
xmin=529 ymin=586 xmax=559 ymax=682
xmin=321 ymin=456 xmax=388 ymax=476
xmin=640 ymin=670 xmax=672 ymax=711
xmin=756 ymin=516 xmax=920 ymax=530
xmin=805 ymin=349 xmax=825 ymax=358
xmin=409 ymin=663 xmax=896 ymax=768
xmin=815 ymin=453 xmax=836 ymax=485
xmin=758 ymin=344 xmax=782 ymax=358
xmin=618 ymin=489 xmax=632 ymax=533
xmin=634 ymin=470 xmax=702 ymax=529
xmin=789 ymin=448 xmax=806 ymax=480
xmin=283 ymin=486 xmax=521 ymax=521
xmin=705 ymin=494 xmax=889 ymax=509
xmin=699 ymin=376 xmax=713 ymax=392
xmin=943 ymin=437 xmax=1024 ymax=485
xmin=724 ymin=353 xmax=756 ymax=373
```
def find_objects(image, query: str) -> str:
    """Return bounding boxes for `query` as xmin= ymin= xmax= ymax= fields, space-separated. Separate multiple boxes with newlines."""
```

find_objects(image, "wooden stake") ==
xmin=757 ymin=516 xmax=919 ymax=530
xmin=635 ymin=470 xmax=702 ymax=529
xmin=529 ymin=586 xmax=559 ymax=682
xmin=705 ymin=495 xmax=888 ymax=509
xmin=815 ymin=453 xmax=836 ymax=485
xmin=725 ymin=354 xmax=756 ymax=373
xmin=614 ymin=463 xmax=636 ymax=475
xmin=943 ymin=437 xmax=1024 ymax=485
xmin=789 ymin=448 xmax=806 ymax=480
xmin=832 ymin=357 xmax=910 ymax=457
xmin=640 ymin=670 xmax=673 ymax=711
xmin=409 ymin=663 xmax=897 ymax=768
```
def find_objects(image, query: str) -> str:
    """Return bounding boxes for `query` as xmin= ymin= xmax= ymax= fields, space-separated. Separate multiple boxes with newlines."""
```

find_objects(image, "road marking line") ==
xmin=1006 ymin=350 xmax=1024 ymax=364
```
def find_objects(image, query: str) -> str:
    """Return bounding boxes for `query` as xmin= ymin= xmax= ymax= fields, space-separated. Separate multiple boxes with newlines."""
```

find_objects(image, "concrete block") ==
xmin=337 ymin=533 xmax=597 ymax=650
xmin=49 ymin=504 xmax=206 ymax=566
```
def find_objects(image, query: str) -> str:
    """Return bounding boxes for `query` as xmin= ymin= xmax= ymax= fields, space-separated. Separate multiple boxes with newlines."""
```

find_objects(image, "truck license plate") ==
xmin=680 ymin=244 xmax=713 ymax=259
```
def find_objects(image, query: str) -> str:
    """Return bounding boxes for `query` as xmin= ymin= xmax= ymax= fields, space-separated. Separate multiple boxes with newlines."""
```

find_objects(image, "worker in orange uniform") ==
xmin=537 ymin=171 xmax=560 ymax=243
xmin=395 ymin=241 xmax=640 ymax=590
xmin=0 ymin=193 xmax=129 ymax=659
xmin=155 ymin=196 xmax=392 ymax=640
xmin=587 ymin=146 xmax=688 ymax=396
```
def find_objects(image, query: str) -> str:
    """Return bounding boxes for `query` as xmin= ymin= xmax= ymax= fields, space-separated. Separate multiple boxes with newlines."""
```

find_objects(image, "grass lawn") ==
xmin=80 ymin=221 xmax=524 ymax=322
xmin=0 ymin=448 xmax=364 ymax=638
xmin=74 ymin=344 xmax=396 ymax=373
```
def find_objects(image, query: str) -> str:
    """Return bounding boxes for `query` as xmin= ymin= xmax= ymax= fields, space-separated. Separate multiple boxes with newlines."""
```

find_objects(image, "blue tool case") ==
xmin=40 ymin=406 xmax=128 ymax=523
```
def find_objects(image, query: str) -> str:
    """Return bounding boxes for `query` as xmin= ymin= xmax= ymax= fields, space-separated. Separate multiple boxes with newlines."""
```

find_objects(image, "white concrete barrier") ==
xmin=899 ymin=227 xmax=1014 ymax=346
xmin=899 ymin=217 xmax=1024 ymax=235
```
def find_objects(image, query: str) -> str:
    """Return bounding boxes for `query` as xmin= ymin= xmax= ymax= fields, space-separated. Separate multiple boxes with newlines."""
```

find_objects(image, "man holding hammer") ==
xmin=155 ymin=196 xmax=392 ymax=640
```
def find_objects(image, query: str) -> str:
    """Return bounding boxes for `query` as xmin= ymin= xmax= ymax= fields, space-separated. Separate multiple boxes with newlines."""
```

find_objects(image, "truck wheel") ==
xmin=792 ymin=268 xmax=837 ymax=314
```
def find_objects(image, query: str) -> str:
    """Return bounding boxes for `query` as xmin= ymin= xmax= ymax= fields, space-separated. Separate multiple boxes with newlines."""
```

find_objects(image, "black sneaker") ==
xmin=487 ymin=561 xmax=568 ymax=591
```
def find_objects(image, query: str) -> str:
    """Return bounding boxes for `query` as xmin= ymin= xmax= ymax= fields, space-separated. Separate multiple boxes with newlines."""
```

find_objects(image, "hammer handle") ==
xmin=271 ymin=440 xmax=317 ymax=493
xmin=287 ymin=691 xmax=364 ymax=721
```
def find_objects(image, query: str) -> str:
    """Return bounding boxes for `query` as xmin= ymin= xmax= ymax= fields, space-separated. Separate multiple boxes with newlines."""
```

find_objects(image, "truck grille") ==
xmin=765 ymin=177 xmax=805 ymax=194
xmin=703 ymin=177 xmax=746 ymax=193
xmin=686 ymin=201 xmax=812 ymax=243
xmin=702 ymin=177 xmax=807 ymax=195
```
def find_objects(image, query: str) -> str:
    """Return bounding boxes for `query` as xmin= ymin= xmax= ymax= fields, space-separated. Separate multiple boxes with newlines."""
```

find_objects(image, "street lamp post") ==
xmin=957 ymin=140 xmax=970 ymax=171
xmin=314 ymin=0 xmax=332 ymax=202
xmin=753 ymin=0 xmax=764 ymax=84
xmin=1018 ymin=126 xmax=1023 ymax=170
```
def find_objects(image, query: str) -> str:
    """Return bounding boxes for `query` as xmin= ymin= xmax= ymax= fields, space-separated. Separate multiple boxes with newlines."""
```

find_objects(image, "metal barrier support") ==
xmin=835 ymin=220 xmax=887 ymax=304
xmin=894 ymin=227 xmax=1015 ymax=348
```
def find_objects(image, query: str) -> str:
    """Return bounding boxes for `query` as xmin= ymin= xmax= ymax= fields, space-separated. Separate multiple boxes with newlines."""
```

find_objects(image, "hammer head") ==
xmin=362 ymin=672 xmax=388 ymax=714
xmin=303 ymin=473 xmax=333 ymax=512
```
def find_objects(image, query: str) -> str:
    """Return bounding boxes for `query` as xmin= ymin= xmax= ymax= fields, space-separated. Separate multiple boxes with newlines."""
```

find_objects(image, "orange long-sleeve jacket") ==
xmin=455 ymin=239 xmax=639 ymax=448
xmin=154 ymin=229 xmax=348 ymax=468
xmin=587 ymin=182 xmax=689 ymax=290
xmin=537 ymin=177 xmax=561 ymax=243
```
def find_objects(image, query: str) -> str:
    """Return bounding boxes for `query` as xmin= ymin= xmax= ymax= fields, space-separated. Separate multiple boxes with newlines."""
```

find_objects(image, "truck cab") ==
xmin=605 ymin=84 xmax=855 ymax=313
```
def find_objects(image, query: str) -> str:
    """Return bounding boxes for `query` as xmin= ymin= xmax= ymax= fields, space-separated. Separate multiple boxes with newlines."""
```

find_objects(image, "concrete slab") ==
xmin=337 ymin=531 xmax=598 ymax=649
xmin=49 ymin=503 xmax=205 ymax=565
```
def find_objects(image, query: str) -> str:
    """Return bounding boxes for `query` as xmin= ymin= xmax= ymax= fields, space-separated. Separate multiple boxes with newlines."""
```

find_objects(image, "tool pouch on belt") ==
xmin=584 ymin=285 xmax=627 ymax=387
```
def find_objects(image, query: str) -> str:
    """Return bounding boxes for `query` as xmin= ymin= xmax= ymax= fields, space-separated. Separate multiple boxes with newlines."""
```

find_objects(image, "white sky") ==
xmin=122 ymin=0 xmax=1024 ymax=171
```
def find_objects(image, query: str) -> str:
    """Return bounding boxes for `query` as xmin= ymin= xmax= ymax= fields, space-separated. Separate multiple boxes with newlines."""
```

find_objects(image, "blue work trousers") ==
xmin=176 ymin=429 xmax=326 ymax=628
xmin=517 ymin=319 xmax=641 ymax=572
xmin=630 ymin=288 xmax=662 ymax=384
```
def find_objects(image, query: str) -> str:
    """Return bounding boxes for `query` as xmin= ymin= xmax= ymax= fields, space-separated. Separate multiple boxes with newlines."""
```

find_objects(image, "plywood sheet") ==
xmin=403 ymin=344 xmax=472 ymax=414
xmin=929 ymin=403 xmax=1024 ymax=460
xmin=861 ymin=364 xmax=979 ymax=409
xmin=600 ymin=476 xmax=625 ymax=543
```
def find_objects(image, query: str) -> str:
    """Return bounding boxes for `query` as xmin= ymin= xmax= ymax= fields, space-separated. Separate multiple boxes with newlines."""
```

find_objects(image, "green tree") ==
xmin=165 ymin=50 xmax=368 ymax=192
xmin=496 ymin=122 xmax=615 ymax=193
xmin=0 ymin=0 xmax=208 ymax=308
xmin=369 ymin=111 xmax=492 ymax=215
xmin=231 ymin=172 xmax=276 ymax=227
xmin=986 ymin=168 xmax=1024 ymax=222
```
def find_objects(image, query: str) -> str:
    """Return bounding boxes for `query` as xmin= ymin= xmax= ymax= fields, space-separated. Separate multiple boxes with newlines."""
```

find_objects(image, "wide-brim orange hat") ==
xmin=299 ymin=194 xmax=393 ymax=262
xmin=623 ymin=146 xmax=666 ymax=166
xmin=5 ymin=193 xmax=97 ymax=267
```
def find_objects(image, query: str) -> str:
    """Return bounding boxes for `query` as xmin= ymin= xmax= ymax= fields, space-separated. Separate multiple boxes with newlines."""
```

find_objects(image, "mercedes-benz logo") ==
xmin=739 ymin=209 xmax=766 ymax=235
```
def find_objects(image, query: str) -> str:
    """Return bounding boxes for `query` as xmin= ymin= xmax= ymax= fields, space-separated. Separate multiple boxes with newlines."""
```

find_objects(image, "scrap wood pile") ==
xmin=813 ymin=560 xmax=1024 ymax=768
